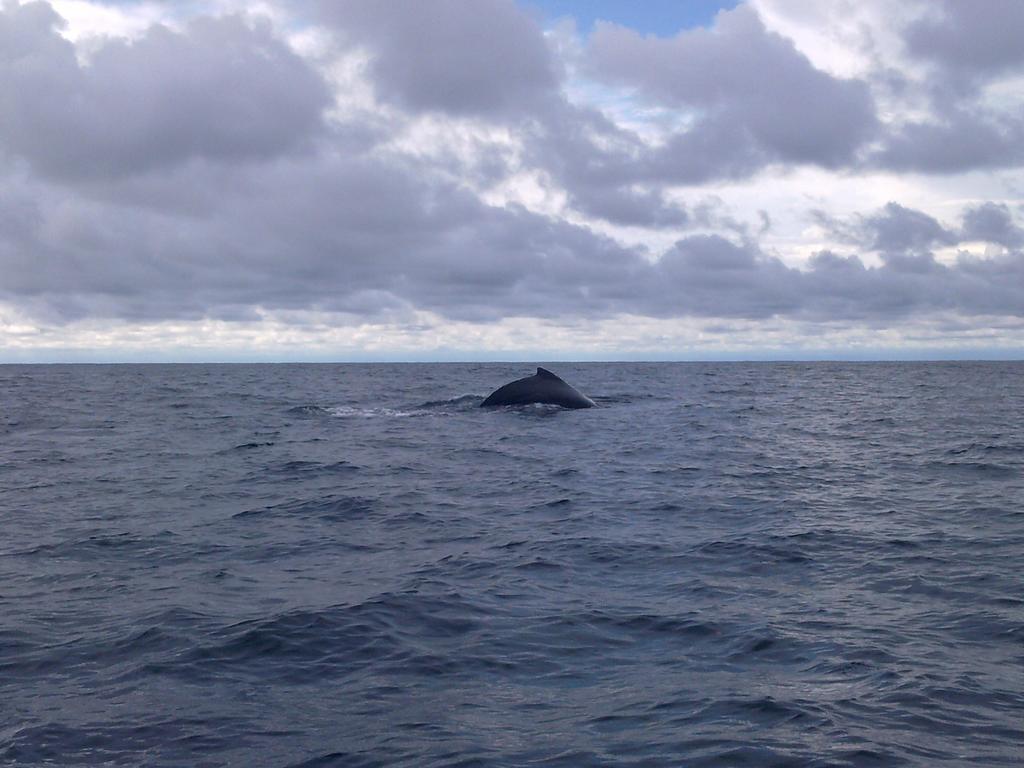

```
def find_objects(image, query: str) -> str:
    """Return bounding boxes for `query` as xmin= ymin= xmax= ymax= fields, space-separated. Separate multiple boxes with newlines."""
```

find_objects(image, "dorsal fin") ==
xmin=536 ymin=367 xmax=560 ymax=380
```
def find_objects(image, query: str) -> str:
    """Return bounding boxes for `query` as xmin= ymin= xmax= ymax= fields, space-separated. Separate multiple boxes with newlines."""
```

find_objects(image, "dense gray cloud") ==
xmin=525 ymin=102 xmax=693 ymax=226
xmin=871 ymin=110 xmax=1024 ymax=174
xmin=650 ymin=235 xmax=1024 ymax=322
xmin=816 ymin=202 xmax=1024 ymax=256
xmin=904 ymin=0 xmax=1024 ymax=82
xmin=4 ymin=149 xmax=1023 ymax=327
xmin=869 ymin=1 xmax=1024 ymax=174
xmin=0 ymin=149 xmax=657 ymax=323
xmin=586 ymin=5 xmax=878 ymax=171
xmin=651 ymin=235 xmax=800 ymax=318
xmin=316 ymin=0 xmax=558 ymax=117
xmin=861 ymin=203 xmax=957 ymax=253
xmin=961 ymin=203 xmax=1024 ymax=248
xmin=0 ymin=2 xmax=330 ymax=180
xmin=567 ymin=185 xmax=689 ymax=228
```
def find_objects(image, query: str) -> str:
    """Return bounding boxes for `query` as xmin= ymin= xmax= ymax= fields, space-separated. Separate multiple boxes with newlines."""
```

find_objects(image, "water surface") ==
xmin=2 ymin=362 xmax=1022 ymax=766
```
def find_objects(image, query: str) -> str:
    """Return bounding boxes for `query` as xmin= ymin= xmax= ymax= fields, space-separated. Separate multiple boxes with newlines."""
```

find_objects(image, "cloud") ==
xmin=6 ymin=143 xmax=1023 ymax=332
xmin=869 ymin=107 xmax=1024 ymax=175
xmin=816 ymin=201 xmax=1024 ymax=255
xmin=586 ymin=5 xmax=879 ymax=172
xmin=315 ymin=0 xmax=558 ymax=117
xmin=312 ymin=1 xmax=700 ymax=230
xmin=861 ymin=202 xmax=957 ymax=253
xmin=0 ymin=2 xmax=330 ymax=180
xmin=638 ymin=231 xmax=1024 ymax=323
xmin=0 ymin=145 xmax=659 ymax=324
xmin=961 ymin=202 xmax=1024 ymax=248
xmin=651 ymin=235 xmax=800 ymax=318
xmin=566 ymin=185 xmax=690 ymax=228
xmin=746 ymin=1 xmax=1024 ymax=176
xmin=1 ymin=0 xmax=1023 ymax=359
xmin=864 ymin=0 xmax=1024 ymax=174
xmin=903 ymin=0 xmax=1024 ymax=83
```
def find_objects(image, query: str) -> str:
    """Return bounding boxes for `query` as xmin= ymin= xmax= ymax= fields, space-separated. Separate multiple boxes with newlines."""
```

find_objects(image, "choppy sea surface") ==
xmin=2 ymin=362 xmax=1023 ymax=767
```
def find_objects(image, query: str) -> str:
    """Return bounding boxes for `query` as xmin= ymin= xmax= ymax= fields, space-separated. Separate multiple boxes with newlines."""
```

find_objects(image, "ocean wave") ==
xmin=327 ymin=405 xmax=426 ymax=418
xmin=261 ymin=459 xmax=361 ymax=477
xmin=223 ymin=441 xmax=275 ymax=452
xmin=926 ymin=460 xmax=1017 ymax=477
xmin=286 ymin=405 xmax=332 ymax=416
xmin=233 ymin=494 xmax=375 ymax=522
xmin=149 ymin=592 xmax=487 ymax=684
xmin=414 ymin=394 xmax=483 ymax=409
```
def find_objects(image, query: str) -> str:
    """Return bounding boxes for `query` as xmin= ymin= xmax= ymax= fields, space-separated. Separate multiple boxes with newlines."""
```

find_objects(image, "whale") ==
xmin=480 ymin=367 xmax=596 ymax=409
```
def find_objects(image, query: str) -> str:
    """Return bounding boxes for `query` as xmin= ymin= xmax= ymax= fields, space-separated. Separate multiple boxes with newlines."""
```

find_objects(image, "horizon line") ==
xmin=4 ymin=356 xmax=1024 ymax=366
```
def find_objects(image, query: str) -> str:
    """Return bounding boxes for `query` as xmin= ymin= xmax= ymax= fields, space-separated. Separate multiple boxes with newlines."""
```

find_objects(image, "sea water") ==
xmin=2 ymin=362 xmax=1022 ymax=766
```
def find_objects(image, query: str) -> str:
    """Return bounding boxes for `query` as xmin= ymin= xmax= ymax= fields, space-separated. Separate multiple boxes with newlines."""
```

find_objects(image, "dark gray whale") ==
xmin=480 ymin=367 xmax=596 ymax=409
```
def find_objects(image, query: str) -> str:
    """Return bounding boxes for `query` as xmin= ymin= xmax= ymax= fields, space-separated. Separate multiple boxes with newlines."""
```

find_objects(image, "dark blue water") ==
xmin=2 ymin=362 xmax=1022 ymax=767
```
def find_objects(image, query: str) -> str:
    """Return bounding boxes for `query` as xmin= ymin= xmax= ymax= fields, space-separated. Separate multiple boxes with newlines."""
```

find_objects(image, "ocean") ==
xmin=1 ymin=362 xmax=1022 ymax=767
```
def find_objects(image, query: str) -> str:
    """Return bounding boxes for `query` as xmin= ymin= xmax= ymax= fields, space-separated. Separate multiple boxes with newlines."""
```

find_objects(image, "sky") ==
xmin=1 ymin=0 xmax=1023 ymax=362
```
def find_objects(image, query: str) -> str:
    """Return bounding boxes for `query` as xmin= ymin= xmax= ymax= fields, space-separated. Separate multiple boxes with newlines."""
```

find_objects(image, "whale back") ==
xmin=480 ymin=367 xmax=595 ymax=409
